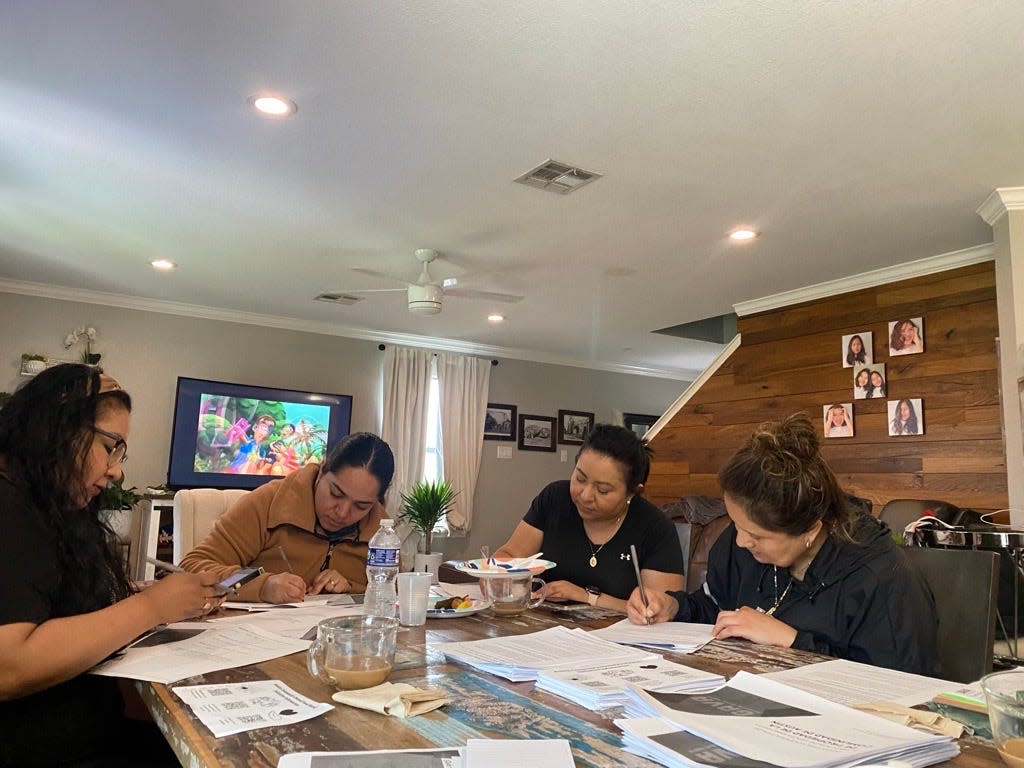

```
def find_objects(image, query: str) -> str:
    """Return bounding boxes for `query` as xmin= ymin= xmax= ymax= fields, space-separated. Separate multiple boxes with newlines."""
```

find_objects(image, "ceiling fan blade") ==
xmin=351 ymin=267 xmax=412 ymax=287
xmin=336 ymin=287 xmax=407 ymax=294
xmin=444 ymin=287 xmax=524 ymax=304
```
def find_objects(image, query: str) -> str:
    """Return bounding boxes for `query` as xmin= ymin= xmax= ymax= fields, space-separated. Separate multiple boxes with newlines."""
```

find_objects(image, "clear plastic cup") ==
xmin=397 ymin=571 xmax=432 ymax=626
xmin=983 ymin=670 xmax=1024 ymax=768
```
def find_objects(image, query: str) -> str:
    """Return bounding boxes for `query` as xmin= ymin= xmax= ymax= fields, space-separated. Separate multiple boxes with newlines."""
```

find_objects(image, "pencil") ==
xmin=629 ymin=544 xmax=651 ymax=625
xmin=145 ymin=556 xmax=185 ymax=573
xmin=277 ymin=545 xmax=295 ymax=574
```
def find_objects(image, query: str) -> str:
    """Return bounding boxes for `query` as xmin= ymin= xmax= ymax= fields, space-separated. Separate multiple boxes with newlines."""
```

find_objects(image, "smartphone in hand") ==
xmin=213 ymin=567 xmax=263 ymax=595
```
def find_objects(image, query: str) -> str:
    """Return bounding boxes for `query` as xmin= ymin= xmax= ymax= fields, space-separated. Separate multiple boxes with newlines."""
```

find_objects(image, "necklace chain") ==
xmin=765 ymin=565 xmax=793 ymax=616
xmin=586 ymin=511 xmax=625 ymax=568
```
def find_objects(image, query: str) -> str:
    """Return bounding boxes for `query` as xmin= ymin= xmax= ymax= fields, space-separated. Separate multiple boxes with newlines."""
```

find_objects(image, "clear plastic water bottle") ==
xmin=365 ymin=518 xmax=401 ymax=618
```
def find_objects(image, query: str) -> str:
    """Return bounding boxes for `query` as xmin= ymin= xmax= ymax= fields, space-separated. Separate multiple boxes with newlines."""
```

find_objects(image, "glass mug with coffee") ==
xmin=479 ymin=573 xmax=546 ymax=616
xmin=307 ymin=615 xmax=398 ymax=690
xmin=983 ymin=670 xmax=1024 ymax=768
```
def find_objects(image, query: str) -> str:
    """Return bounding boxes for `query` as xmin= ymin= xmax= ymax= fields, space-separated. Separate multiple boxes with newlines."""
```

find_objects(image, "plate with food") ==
xmin=446 ymin=557 xmax=556 ymax=578
xmin=426 ymin=594 xmax=491 ymax=618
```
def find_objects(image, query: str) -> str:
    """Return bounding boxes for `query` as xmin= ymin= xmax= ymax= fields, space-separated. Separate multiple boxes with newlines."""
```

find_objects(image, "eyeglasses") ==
xmin=92 ymin=426 xmax=128 ymax=466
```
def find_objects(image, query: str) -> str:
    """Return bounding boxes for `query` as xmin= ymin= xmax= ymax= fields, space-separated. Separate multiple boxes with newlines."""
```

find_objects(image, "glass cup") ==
xmin=307 ymin=615 xmax=398 ymax=690
xmin=479 ymin=573 xmax=546 ymax=616
xmin=397 ymin=571 xmax=432 ymax=626
xmin=983 ymin=670 xmax=1024 ymax=768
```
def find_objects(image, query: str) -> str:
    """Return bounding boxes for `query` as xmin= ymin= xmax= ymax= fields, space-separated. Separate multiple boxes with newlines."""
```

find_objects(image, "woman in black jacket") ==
xmin=627 ymin=414 xmax=938 ymax=675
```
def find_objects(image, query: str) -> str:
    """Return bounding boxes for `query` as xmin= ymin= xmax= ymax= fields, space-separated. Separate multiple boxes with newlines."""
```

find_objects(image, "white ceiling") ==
xmin=1 ymin=1 xmax=1021 ymax=378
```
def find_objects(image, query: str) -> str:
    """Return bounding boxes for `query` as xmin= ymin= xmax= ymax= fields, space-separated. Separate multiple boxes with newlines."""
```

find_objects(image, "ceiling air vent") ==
xmin=314 ymin=292 xmax=363 ymax=305
xmin=514 ymin=159 xmax=602 ymax=195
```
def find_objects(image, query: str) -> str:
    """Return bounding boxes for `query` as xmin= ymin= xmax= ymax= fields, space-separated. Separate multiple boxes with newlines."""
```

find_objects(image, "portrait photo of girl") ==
xmin=889 ymin=317 xmax=924 ymax=356
xmin=888 ymin=398 xmax=923 ymax=436
xmin=823 ymin=403 xmax=854 ymax=438
xmin=841 ymin=332 xmax=872 ymax=368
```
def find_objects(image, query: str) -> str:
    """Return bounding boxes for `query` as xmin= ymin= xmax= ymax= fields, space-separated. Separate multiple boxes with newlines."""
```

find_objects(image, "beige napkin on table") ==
xmin=332 ymin=682 xmax=448 ymax=718
xmin=854 ymin=701 xmax=964 ymax=738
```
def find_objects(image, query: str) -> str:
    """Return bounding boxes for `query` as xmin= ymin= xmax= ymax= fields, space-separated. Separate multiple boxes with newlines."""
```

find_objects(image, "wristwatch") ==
xmin=585 ymin=585 xmax=601 ymax=606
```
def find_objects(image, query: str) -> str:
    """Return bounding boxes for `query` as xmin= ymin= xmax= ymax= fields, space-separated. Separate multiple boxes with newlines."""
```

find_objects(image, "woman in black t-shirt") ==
xmin=0 ymin=364 xmax=223 ymax=766
xmin=494 ymin=424 xmax=683 ymax=613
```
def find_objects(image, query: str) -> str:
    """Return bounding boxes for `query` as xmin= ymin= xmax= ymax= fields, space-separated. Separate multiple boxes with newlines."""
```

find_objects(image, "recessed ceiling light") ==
xmin=250 ymin=94 xmax=297 ymax=117
xmin=487 ymin=313 xmax=505 ymax=324
xmin=729 ymin=228 xmax=758 ymax=241
xmin=150 ymin=259 xmax=177 ymax=271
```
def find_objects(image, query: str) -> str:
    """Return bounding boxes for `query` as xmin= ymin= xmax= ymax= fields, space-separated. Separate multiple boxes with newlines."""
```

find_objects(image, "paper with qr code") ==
xmin=172 ymin=680 xmax=332 ymax=738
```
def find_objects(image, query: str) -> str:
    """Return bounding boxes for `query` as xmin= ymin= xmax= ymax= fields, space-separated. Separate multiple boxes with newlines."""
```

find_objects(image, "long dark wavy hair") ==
xmin=717 ymin=414 xmax=857 ymax=541
xmin=0 ymin=364 xmax=133 ymax=613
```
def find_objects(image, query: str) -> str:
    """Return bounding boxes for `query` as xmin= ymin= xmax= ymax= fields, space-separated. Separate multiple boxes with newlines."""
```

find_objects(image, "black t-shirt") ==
xmin=0 ymin=476 xmax=130 ymax=766
xmin=522 ymin=480 xmax=683 ymax=599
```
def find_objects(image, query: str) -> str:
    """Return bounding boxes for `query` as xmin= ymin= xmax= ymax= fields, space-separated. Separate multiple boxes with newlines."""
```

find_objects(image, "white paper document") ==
xmin=90 ymin=624 xmax=310 ymax=684
xmin=204 ymin=603 xmax=363 ymax=638
xmin=590 ymin=618 xmax=716 ymax=652
xmin=761 ymin=658 xmax=960 ymax=707
xmin=172 ymin=679 xmax=332 ymax=738
xmin=222 ymin=594 xmax=357 ymax=611
xmin=278 ymin=747 xmax=462 ymax=767
xmin=463 ymin=738 xmax=574 ymax=767
xmin=617 ymin=671 xmax=959 ymax=768
xmin=436 ymin=625 xmax=659 ymax=681
xmin=536 ymin=657 xmax=724 ymax=709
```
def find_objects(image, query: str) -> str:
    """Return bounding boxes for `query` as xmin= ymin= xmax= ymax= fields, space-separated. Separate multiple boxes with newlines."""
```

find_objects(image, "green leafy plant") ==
xmin=21 ymin=353 xmax=46 ymax=362
xmin=398 ymin=479 xmax=459 ymax=555
xmin=96 ymin=477 xmax=143 ymax=510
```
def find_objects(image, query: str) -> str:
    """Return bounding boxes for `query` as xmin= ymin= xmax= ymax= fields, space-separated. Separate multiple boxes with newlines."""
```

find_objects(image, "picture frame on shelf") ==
xmin=623 ymin=412 xmax=659 ymax=438
xmin=557 ymin=409 xmax=595 ymax=445
xmin=518 ymin=414 xmax=556 ymax=452
xmin=483 ymin=403 xmax=517 ymax=441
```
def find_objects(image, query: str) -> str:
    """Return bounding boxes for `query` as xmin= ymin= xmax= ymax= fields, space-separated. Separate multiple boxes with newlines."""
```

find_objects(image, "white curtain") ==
xmin=380 ymin=346 xmax=433 ymax=512
xmin=436 ymin=352 xmax=491 ymax=532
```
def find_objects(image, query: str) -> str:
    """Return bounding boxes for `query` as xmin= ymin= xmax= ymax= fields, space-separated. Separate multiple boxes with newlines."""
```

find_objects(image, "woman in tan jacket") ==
xmin=180 ymin=432 xmax=395 ymax=603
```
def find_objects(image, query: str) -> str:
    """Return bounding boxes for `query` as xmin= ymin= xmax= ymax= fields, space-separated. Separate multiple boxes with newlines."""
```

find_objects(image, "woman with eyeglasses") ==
xmin=0 ymin=364 xmax=221 ymax=767
xmin=180 ymin=432 xmax=395 ymax=604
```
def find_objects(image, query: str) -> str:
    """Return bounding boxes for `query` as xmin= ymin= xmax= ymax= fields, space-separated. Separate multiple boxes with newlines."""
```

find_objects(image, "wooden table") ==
xmin=135 ymin=605 xmax=1004 ymax=768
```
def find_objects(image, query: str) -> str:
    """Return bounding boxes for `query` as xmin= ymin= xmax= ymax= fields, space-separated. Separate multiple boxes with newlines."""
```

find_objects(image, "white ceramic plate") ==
xmin=426 ymin=597 xmax=491 ymax=619
xmin=447 ymin=558 xmax=556 ymax=578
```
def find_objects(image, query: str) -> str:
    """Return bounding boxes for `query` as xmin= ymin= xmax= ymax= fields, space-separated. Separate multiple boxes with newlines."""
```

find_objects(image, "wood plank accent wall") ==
xmin=645 ymin=262 xmax=1007 ymax=514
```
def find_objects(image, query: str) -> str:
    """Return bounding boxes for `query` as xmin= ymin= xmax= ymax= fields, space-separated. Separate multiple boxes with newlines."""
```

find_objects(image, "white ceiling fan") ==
xmin=347 ymin=249 xmax=523 ymax=316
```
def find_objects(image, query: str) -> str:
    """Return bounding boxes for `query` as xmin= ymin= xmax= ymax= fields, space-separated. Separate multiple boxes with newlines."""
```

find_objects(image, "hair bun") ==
xmin=748 ymin=414 xmax=819 ymax=479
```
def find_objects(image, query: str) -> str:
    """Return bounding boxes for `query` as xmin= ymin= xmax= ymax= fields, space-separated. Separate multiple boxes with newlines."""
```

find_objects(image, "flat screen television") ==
xmin=167 ymin=376 xmax=353 ymax=490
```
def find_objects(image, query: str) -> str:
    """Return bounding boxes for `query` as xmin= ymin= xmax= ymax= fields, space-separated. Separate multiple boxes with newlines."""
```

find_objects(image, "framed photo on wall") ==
xmin=557 ymin=409 xmax=595 ymax=444
xmin=853 ymin=363 xmax=886 ymax=400
xmin=888 ymin=317 xmax=924 ymax=356
xmin=623 ymin=412 xmax=659 ymax=438
xmin=518 ymin=414 xmax=557 ymax=452
xmin=841 ymin=331 xmax=872 ymax=368
xmin=483 ymin=403 xmax=517 ymax=441
xmin=822 ymin=403 xmax=854 ymax=438
xmin=888 ymin=398 xmax=924 ymax=436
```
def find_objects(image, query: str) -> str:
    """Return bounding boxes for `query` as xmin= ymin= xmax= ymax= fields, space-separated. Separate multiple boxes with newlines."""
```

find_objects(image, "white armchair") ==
xmin=172 ymin=488 xmax=251 ymax=564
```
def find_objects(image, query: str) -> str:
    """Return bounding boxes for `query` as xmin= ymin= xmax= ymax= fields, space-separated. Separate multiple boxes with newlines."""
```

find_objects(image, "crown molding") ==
xmin=977 ymin=187 xmax=1024 ymax=226
xmin=0 ymin=278 xmax=699 ymax=382
xmin=732 ymin=242 xmax=994 ymax=317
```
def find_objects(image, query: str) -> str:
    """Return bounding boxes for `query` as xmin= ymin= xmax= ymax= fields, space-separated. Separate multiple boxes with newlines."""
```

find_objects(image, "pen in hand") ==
xmin=277 ymin=545 xmax=295 ymax=574
xmin=145 ymin=556 xmax=185 ymax=573
xmin=629 ymin=544 xmax=651 ymax=625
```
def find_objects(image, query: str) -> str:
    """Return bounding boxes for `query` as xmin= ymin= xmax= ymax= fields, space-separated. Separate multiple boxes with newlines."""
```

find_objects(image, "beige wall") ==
xmin=1 ymin=292 xmax=685 ymax=559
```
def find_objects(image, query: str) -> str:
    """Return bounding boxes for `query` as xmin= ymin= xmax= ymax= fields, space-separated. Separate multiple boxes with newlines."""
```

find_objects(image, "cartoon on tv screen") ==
xmin=193 ymin=394 xmax=331 ymax=477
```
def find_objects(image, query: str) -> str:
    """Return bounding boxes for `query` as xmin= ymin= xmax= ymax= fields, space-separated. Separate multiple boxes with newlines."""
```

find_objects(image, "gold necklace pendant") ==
xmin=589 ymin=554 xmax=598 ymax=567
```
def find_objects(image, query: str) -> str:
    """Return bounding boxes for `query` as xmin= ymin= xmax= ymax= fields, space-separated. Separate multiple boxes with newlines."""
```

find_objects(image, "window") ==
xmin=423 ymin=360 xmax=443 ymax=484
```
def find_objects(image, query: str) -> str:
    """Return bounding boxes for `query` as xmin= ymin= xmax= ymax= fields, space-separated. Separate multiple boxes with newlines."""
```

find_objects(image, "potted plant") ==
xmin=20 ymin=353 xmax=47 ymax=375
xmin=97 ymin=477 xmax=143 ymax=543
xmin=398 ymin=479 xmax=458 ymax=582
xmin=64 ymin=326 xmax=101 ymax=365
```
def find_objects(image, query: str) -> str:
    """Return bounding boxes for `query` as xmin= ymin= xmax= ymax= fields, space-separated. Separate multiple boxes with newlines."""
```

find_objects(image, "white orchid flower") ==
xmin=64 ymin=333 xmax=77 ymax=348
xmin=85 ymin=327 xmax=97 ymax=340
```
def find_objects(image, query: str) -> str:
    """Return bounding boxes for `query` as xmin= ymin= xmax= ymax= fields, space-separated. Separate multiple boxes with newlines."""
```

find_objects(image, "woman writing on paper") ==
xmin=180 ymin=432 xmax=395 ymax=604
xmin=626 ymin=414 xmax=938 ymax=675
xmin=0 ymin=365 xmax=222 ymax=767
xmin=494 ymin=424 xmax=683 ymax=613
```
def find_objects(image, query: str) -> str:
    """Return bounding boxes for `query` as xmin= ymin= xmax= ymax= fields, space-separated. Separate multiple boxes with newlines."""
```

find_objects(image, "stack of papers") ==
xmin=435 ymin=625 xmax=659 ymax=681
xmin=590 ymin=619 xmax=716 ymax=652
xmin=278 ymin=739 xmax=574 ymax=768
xmin=536 ymin=657 xmax=724 ymax=710
xmin=616 ymin=671 xmax=959 ymax=768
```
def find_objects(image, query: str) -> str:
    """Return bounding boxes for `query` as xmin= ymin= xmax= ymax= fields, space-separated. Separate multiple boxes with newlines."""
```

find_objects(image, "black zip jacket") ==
xmin=665 ymin=512 xmax=939 ymax=675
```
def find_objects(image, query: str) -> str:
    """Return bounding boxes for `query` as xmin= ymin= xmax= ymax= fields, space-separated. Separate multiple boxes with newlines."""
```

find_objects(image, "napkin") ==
xmin=331 ymin=682 xmax=448 ymax=718
xmin=854 ymin=701 xmax=964 ymax=738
